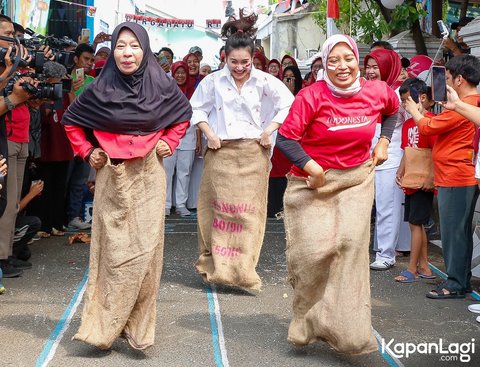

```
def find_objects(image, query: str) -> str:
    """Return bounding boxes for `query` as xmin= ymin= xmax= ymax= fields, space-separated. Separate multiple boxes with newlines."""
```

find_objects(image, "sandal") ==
xmin=394 ymin=270 xmax=418 ymax=283
xmin=426 ymin=287 xmax=465 ymax=299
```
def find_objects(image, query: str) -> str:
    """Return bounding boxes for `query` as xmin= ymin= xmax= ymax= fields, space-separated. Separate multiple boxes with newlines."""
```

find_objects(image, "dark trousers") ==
xmin=437 ymin=185 xmax=479 ymax=292
xmin=12 ymin=215 xmax=41 ymax=261
xmin=27 ymin=161 xmax=69 ymax=232
xmin=267 ymin=177 xmax=287 ymax=218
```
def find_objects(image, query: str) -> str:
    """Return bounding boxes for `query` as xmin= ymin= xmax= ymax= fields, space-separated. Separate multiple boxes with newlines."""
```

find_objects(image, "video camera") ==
xmin=2 ymin=71 xmax=69 ymax=102
xmin=0 ymin=28 xmax=76 ymax=73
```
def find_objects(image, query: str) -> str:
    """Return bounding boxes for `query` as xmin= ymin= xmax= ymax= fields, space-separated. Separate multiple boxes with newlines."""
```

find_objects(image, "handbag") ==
xmin=400 ymin=147 xmax=434 ymax=189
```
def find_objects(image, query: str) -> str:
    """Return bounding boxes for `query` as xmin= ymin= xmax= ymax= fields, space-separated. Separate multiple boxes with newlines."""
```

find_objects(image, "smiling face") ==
xmin=268 ymin=63 xmax=279 ymax=76
xmin=226 ymin=47 xmax=252 ymax=83
xmin=174 ymin=66 xmax=187 ymax=85
xmin=325 ymin=42 xmax=359 ymax=89
xmin=365 ymin=57 xmax=380 ymax=81
xmin=114 ymin=29 xmax=143 ymax=75
xmin=186 ymin=54 xmax=200 ymax=76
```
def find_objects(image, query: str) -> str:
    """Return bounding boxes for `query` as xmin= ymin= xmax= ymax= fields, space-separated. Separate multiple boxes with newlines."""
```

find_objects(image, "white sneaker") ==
xmin=370 ymin=259 xmax=394 ymax=271
xmin=68 ymin=217 xmax=91 ymax=230
xmin=468 ymin=304 xmax=480 ymax=314
xmin=176 ymin=207 xmax=191 ymax=217
xmin=165 ymin=208 xmax=171 ymax=217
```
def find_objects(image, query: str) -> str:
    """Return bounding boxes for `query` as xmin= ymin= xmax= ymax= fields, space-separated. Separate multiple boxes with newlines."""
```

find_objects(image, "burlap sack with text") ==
xmin=284 ymin=160 xmax=378 ymax=355
xmin=73 ymin=147 xmax=166 ymax=350
xmin=196 ymin=139 xmax=270 ymax=290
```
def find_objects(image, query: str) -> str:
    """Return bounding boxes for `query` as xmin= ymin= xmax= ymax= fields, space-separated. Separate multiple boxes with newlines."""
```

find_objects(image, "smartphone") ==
xmin=75 ymin=68 xmax=84 ymax=80
xmin=431 ymin=65 xmax=447 ymax=102
xmin=81 ymin=28 xmax=90 ymax=43
xmin=158 ymin=55 xmax=169 ymax=65
xmin=437 ymin=20 xmax=449 ymax=38
xmin=409 ymin=86 xmax=419 ymax=103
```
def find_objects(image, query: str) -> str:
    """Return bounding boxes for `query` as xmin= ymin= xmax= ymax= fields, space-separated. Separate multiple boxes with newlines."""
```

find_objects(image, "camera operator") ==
xmin=0 ymin=15 xmax=42 ymax=278
xmin=25 ymin=62 xmax=74 ymax=237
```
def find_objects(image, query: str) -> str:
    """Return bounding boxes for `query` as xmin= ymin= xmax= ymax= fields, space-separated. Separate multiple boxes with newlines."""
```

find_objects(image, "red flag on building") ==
xmin=327 ymin=0 xmax=339 ymax=19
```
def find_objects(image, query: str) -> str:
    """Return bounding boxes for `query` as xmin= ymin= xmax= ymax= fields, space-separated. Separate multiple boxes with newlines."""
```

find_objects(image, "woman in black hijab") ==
xmin=62 ymin=22 xmax=192 ymax=350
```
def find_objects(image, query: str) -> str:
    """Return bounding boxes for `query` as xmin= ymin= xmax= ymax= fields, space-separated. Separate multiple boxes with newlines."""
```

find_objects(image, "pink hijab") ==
xmin=317 ymin=34 xmax=362 ymax=98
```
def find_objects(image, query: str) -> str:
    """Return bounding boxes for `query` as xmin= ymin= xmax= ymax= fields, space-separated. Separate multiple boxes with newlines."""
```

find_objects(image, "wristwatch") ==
xmin=3 ymin=96 xmax=15 ymax=111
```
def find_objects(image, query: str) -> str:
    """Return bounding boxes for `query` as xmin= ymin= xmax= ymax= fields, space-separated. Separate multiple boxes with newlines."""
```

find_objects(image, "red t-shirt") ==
xmin=401 ymin=112 xmax=437 ymax=150
xmin=40 ymin=98 xmax=74 ymax=162
xmin=6 ymin=104 xmax=30 ymax=143
xmin=279 ymin=79 xmax=399 ymax=176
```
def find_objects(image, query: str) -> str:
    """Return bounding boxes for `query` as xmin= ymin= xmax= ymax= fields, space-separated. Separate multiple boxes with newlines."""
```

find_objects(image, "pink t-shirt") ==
xmin=279 ymin=79 xmax=399 ymax=176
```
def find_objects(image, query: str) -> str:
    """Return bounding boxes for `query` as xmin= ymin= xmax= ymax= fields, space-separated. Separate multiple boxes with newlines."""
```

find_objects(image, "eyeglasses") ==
xmin=312 ymin=65 xmax=323 ymax=71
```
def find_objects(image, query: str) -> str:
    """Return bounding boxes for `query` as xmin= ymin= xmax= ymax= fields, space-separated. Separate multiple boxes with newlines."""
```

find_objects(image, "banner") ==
xmin=124 ymin=14 xmax=223 ymax=29
xmin=15 ymin=0 xmax=51 ymax=35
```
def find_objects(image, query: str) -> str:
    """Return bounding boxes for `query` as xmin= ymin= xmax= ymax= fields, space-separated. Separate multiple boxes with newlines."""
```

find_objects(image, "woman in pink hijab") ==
xmin=277 ymin=34 xmax=400 ymax=355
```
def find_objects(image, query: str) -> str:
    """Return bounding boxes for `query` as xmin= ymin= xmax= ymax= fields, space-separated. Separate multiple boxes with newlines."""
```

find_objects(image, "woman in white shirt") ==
xmin=190 ymin=11 xmax=294 ymax=290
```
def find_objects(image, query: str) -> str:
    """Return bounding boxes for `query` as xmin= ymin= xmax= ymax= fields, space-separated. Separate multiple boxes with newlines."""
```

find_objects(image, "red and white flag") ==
xmin=326 ymin=0 xmax=340 ymax=37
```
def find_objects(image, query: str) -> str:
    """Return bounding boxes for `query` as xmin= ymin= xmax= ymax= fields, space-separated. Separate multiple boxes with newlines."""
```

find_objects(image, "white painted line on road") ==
xmin=211 ymin=284 xmax=229 ymax=366
xmin=36 ymin=268 xmax=88 ymax=367
xmin=206 ymin=284 xmax=230 ymax=367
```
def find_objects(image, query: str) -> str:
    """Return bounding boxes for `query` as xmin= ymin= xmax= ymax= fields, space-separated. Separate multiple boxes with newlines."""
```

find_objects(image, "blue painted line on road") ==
xmin=36 ymin=268 xmax=89 ymax=367
xmin=429 ymin=263 xmax=480 ymax=301
xmin=206 ymin=285 xmax=224 ymax=367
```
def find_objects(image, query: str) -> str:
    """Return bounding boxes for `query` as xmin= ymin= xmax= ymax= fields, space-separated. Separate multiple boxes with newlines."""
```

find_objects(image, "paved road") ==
xmin=1 ymin=216 xmax=480 ymax=366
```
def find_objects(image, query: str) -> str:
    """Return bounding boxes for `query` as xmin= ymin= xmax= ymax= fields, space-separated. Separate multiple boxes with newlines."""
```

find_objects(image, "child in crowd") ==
xmin=395 ymin=78 xmax=436 ymax=283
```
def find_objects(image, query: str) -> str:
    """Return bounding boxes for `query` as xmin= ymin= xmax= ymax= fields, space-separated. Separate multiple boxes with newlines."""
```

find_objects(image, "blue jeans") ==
xmin=437 ymin=185 xmax=479 ymax=293
xmin=66 ymin=159 xmax=91 ymax=222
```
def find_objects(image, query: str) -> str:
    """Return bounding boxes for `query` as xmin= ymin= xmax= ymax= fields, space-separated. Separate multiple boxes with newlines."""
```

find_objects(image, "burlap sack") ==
xmin=195 ymin=139 xmax=270 ymax=290
xmin=400 ymin=146 xmax=434 ymax=189
xmin=73 ymin=147 xmax=166 ymax=350
xmin=284 ymin=160 xmax=377 ymax=355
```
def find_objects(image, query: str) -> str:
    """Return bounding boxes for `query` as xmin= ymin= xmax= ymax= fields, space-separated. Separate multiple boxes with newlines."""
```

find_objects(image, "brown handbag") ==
xmin=400 ymin=147 xmax=434 ymax=189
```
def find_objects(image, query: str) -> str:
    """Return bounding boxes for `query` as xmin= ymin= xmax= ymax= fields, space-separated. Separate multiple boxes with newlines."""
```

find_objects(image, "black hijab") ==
xmin=62 ymin=22 xmax=192 ymax=135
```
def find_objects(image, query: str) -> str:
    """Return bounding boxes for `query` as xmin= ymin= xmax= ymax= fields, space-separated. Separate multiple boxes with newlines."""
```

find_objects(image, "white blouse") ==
xmin=190 ymin=66 xmax=295 ymax=140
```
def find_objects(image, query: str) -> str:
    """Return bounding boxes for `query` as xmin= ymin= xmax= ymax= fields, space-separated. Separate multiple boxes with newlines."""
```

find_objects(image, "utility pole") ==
xmin=431 ymin=0 xmax=443 ymax=37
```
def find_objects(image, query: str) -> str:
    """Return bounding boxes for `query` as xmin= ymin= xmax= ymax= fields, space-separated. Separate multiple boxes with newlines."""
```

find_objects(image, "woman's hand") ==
xmin=89 ymin=148 xmax=108 ymax=169
xmin=303 ymin=160 xmax=326 ymax=189
xmin=206 ymin=132 xmax=221 ymax=150
xmin=259 ymin=130 xmax=273 ymax=149
xmin=156 ymin=140 xmax=172 ymax=157
xmin=370 ymin=138 xmax=389 ymax=172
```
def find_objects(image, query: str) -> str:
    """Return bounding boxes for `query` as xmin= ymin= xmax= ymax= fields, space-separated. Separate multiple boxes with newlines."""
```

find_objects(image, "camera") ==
xmin=2 ymin=71 xmax=64 ymax=101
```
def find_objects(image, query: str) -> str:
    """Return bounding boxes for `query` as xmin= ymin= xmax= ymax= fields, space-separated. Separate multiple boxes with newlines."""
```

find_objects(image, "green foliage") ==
xmin=309 ymin=0 xmax=426 ymax=44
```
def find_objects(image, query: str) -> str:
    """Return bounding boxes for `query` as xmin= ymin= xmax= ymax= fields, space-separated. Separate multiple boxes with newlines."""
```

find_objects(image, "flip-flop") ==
xmin=395 ymin=270 xmax=418 ymax=283
xmin=468 ymin=304 xmax=480 ymax=314
xmin=418 ymin=273 xmax=436 ymax=279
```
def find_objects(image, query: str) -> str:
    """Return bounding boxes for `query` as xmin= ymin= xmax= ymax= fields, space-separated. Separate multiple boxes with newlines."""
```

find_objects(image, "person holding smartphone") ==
xmin=403 ymin=54 xmax=480 ymax=299
xmin=157 ymin=47 xmax=174 ymax=74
